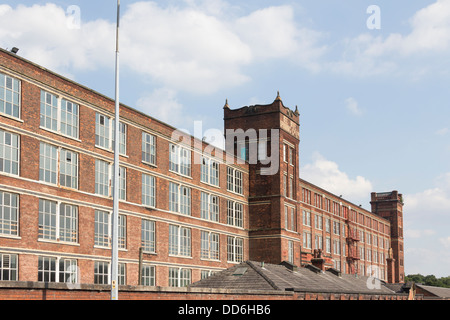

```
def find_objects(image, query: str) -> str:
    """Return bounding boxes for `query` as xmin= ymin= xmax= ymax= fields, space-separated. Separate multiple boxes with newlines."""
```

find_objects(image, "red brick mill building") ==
xmin=0 ymin=47 xmax=406 ymax=299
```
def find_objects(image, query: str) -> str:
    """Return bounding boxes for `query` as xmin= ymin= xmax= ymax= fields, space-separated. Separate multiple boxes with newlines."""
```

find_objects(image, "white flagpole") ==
xmin=111 ymin=0 xmax=120 ymax=301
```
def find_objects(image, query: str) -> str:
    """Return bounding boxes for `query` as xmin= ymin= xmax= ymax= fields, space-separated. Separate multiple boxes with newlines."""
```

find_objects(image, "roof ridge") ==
xmin=246 ymin=261 xmax=280 ymax=291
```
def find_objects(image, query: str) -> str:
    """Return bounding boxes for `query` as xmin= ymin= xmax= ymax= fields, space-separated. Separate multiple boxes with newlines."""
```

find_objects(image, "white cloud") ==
xmin=344 ymin=97 xmax=362 ymax=116
xmin=301 ymin=152 xmax=373 ymax=205
xmin=440 ymin=236 xmax=450 ymax=248
xmin=0 ymin=4 xmax=115 ymax=76
xmin=331 ymin=0 xmax=450 ymax=77
xmin=405 ymin=229 xmax=436 ymax=239
xmin=135 ymin=87 xmax=186 ymax=128
xmin=436 ymin=128 xmax=449 ymax=136
xmin=0 ymin=2 xmax=326 ymax=94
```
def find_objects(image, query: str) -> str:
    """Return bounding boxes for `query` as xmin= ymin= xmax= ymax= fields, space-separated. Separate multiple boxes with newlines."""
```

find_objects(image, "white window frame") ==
xmin=303 ymin=210 xmax=311 ymax=226
xmin=142 ymin=173 xmax=156 ymax=208
xmin=288 ymin=240 xmax=294 ymax=263
xmin=0 ymin=72 xmax=21 ymax=119
xmin=95 ymin=112 xmax=126 ymax=155
xmin=141 ymin=264 xmax=156 ymax=286
xmin=94 ymin=209 xmax=126 ymax=249
xmin=141 ymin=219 xmax=156 ymax=253
xmin=39 ymin=142 xmax=79 ymax=189
xmin=38 ymin=256 xmax=77 ymax=284
xmin=38 ymin=199 xmax=78 ymax=243
xmin=201 ymin=156 xmax=219 ymax=186
xmin=94 ymin=159 xmax=126 ymax=200
xmin=227 ymin=236 xmax=243 ymax=263
xmin=169 ymin=182 xmax=191 ymax=215
xmin=201 ymin=192 xmax=219 ymax=222
xmin=226 ymin=167 xmax=243 ymax=195
xmin=40 ymin=90 xmax=79 ymax=139
xmin=168 ymin=267 xmax=191 ymax=287
xmin=0 ymin=190 xmax=19 ymax=237
xmin=0 ymin=252 xmax=18 ymax=281
xmin=169 ymin=225 xmax=191 ymax=257
xmin=142 ymin=132 xmax=156 ymax=165
xmin=201 ymin=231 xmax=220 ymax=260
xmin=0 ymin=129 xmax=19 ymax=176
xmin=169 ymin=143 xmax=191 ymax=177
xmin=227 ymin=200 xmax=243 ymax=227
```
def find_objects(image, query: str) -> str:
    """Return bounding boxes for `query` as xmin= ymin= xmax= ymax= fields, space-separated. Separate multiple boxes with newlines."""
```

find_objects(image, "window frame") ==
xmin=0 ymin=129 xmax=20 ymax=176
xmin=0 ymin=72 xmax=21 ymax=120
xmin=40 ymin=90 xmax=79 ymax=140
xmin=38 ymin=199 xmax=78 ymax=244
xmin=0 ymin=190 xmax=19 ymax=237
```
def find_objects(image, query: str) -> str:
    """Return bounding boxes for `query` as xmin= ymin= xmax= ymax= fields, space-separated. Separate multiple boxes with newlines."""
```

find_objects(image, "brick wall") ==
xmin=0 ymin=281 xmax=413 ymax=300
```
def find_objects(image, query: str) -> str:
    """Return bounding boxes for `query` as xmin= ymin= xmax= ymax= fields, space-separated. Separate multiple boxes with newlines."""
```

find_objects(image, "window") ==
xmin=142 ymin=132 xmax=156 ymax=165
xmin=227 ymin=236 xmax=243 ymax=263
xmin=0 ymin=129 xmax=19 ymax=175
xmin=169 ymin=225 xmax=191 ymax=257
xmin=95 ymin=159 xmax=126 ymax=200
xmin=95 ymin=112 xmax=126 ymax=154
xmin=201 ymin=270 xmax=216 ymax=280
xmin=169 ymin=267 xmax=191 ymax=287
xmin=289 ymin=176 xmax=293 ymax=199
xmin=333 ymin=221 xmax=341 ymax=235
xmin=302 ymin=210 xmax=311 ymax=226
xmin=39 ymin=142 xmax=78 ymax=188
xmin=142 ymin=174 xmax=156 ymax=207
xmin=285 ymin=206 xmax=295 ymax=231
xmin=303 ymin=232 xmax=311 ymax=249
xmin=60 ymin=148 xmax=78 ymax=189
xmin=315 ymin=235 xmax=323 ymax=250
xmin=227 ymin=200 xmax=243 ymax=227
xmin=0 ymin=191 xmax=19 ymax=236
xmin=38 ymin=256 xmax=77 ymax=284
xmin=94 ymin=210 xmax=126 ymax=249
xmin=325 ymin=237 xmax=331 ymax=253
xmin=201 ymin=192 xmax=219 ymax=222
xmin=39 ymin=142 xmax=57 ymax=184
xmin=201 ymin=231 xmax=220 ymax=260
xmin=38 ymin=199 xmax=78 ymax=243
xmin=315 ymin=214 xmax=323 ymax=230
xmin=201 ymin=157 xmax=219 ymax=186
xmin=288 ymin=241 xmax=294 ymax=263
xmin=334 ymin=240 xmax=341 ymax=255
xmin=169 ymin=144 xmax=191 ymax=176
xmin=169 ymin=183 xmax=191 ymax=215
xmin=0 ymin=72 xmax=20 ymax=119
xmin=289 ymin=147 xmax=293 ymax=165
xmin=141 ymin=219 xmax=156 ymax=253
xmin=283 ymin=174 xmax=287 ymax=197
xmin=226 ymin=167 xmax=243 ymax=194
xmin=40 ymin=90 xmax=79 ymax=139
xmin=0 ymin=253 xmax=18 ymax=280
xmin=141 ymin=265 xmax=155 ymax=286
xmin=94 ymin=261 xmax=109 ymax=285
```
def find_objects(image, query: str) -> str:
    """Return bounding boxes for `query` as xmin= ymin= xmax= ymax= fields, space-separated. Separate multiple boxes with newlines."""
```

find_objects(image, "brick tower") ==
xmin=371 ymin=191 xmax=405 ymax=283
xmin=223 ymin=93 xmax=301 ymax=264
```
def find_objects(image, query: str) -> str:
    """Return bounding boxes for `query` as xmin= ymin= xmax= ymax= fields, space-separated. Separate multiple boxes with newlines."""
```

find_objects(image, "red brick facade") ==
xmin=0 ymin=47 xmax=404 ymax=295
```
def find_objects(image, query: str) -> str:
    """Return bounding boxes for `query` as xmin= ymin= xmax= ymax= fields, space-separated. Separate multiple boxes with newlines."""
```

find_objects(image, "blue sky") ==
xmin=1 ymin=0 xmax=449 ymax=278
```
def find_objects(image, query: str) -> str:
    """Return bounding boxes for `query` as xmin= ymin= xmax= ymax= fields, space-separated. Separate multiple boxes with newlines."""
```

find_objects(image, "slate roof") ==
xmin=416 ymin=284 xmax=450 ymax=299
xmin=190 ymin=261 xmax=398 ymax=296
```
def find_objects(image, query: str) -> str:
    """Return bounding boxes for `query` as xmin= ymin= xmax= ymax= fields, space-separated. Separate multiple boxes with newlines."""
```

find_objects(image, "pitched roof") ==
xmin=416 ymin=284 xmax=450 ymax=299
xmin=190 ymin=261 xmax=398 ymax=296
